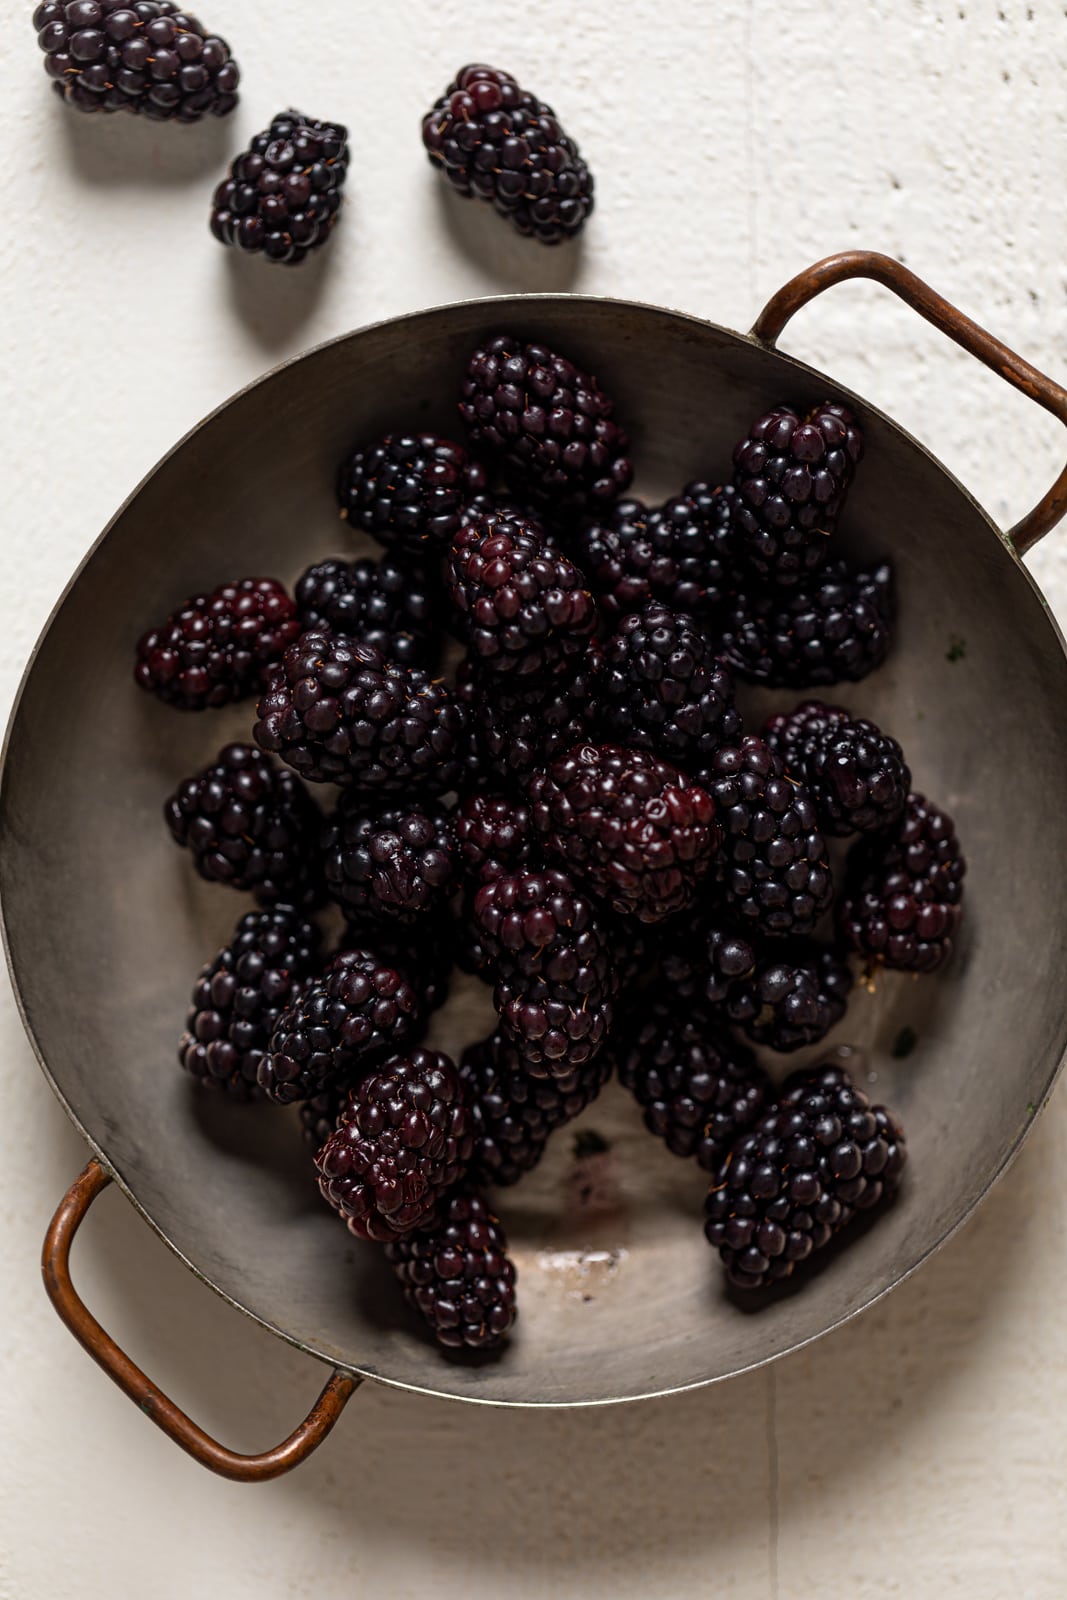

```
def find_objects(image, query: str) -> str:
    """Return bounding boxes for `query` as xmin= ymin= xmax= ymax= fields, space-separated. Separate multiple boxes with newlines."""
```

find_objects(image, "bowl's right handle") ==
xmin=42 ymin=1159 xmax=361 ymax=1482
xmin=751 ymin=249 xmax=1067 ymax=555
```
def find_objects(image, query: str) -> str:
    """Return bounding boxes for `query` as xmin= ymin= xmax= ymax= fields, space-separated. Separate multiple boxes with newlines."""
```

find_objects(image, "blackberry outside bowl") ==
xmin=4 ymin=251 xmax=1067 ymax=1479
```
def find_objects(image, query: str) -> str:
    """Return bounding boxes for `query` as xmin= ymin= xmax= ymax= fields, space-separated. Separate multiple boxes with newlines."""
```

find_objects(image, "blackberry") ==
xmin=730 ymin=401 xmax=864 ymax=586
xmin=529 ymin=743 xmax=719 ymax=924
xmin=179 ymin=907 xmax=320 ymax=1100
xmin=260 ymin=947 xmax=422 ymax=1104
xmin=615 ymin=1002 xmax=769 ymax=1170
xmin=838 ymin=793 xmax=965 ymax=973
xmin=724 ymin=943 xmax=853 ymax=1053
xmin=456 ymin=644 xmax=602 ymax=787
xmin=323 ymin=800 xmax=456 ymax=923
xmin=660 ymin=914 xmax=758 ymax=1005
xmin=35 ymin=0 xmax=239 ymax=120
xmin=315 ymin=1050 xmax=472 ymax=1241
xmin=574 ymin=484 xmax=740 ymax=623
xmin=134 ymin=576 xmax=299 ymax=711
xmin=459 ymin=335 xmax=632 ymax=516
xmin=705 ymin=1062 xmax=906 ymax=1290
xmin=497 ymin=976 xmax=613 ymax=1076
xmin=299 ymin=1085 xmax=347 ymax=1152
xmin=460 ymin=1031 xmax=610 ymax=1186
xmin=455 ymin=792 xmax=535 ymax=883
xmin=723 ymin=560 xmax=894 ymax=688
xmin=448 ymin=509 xmax=597 ymax=680
xmin=422 ymin=63 xmax=593 ymax=246
xmin=385 ymin=1188 xmax=517 ymax=1350
xmin=598 ymin=603 xmax=741 ymax=765
xmin=340 ymin=912 xmax=454 ymax=1015
xmin=764 ymin=700 xmax=910 ymax=836
xmin=698 ymin=737 xmax=833 ymax=939
xmin=294 ymin=555 xmax=439 ymax=670
xmin=254 ymin=629 xmax=467 ymax=793
xmin=338 ymin=434 xmax=487 ymax=559
xmin=164 ymin=743 xmax=322 ymax=907
xmin=210 ymin=111 xmax=348 ymax=265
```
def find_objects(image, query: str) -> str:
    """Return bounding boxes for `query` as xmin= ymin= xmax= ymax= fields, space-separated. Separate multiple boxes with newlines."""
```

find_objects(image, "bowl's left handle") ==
xmin=42 ymin=1159 xmax=361 ymax=1481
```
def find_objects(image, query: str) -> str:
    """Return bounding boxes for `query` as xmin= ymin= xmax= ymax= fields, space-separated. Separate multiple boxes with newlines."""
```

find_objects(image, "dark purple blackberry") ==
xmin=338 ymin=434 xmax=487 ymax=559
xmin=180 ymin=907 xmax=320 ymax=1101
xmin=456 ymin=643 xmax=602 ymax=787
xmin=730 ymin=401 xmax=864 ymax=586
xmin=260 ymin=948 xmax=423 ymax=1104
xmin=299 ymin=1085 xmax=347 ymax=1152
xmin=460 ymin=1031 xmax=610 ymax=1186
xmin=340 ymin=912 xmax=454 ymax=1015
xmin=598 ymin=603 xmax=741 ymax=765
xmin=294 ymin=556 xmax=439 ymax=670
xmin=764 ymin=700 xmax=910 ymax=836
xmin=322 ymin=800 xmax=456 ymax=923
xmin=496 ymin=976 xmax=613 ymax=1076
xmin=839 ymin=793 xmax=965 ymax=974
xmin=254 ymin=629 xmax=467 ymax=793
xmin=723 ymin=560 xmax=894 ymax=688
xmin=448 ymin=509 xmax=597 ymax=681
xmin=315 ymin=1050 xmax=472 ymax=1241
xmin=386 ymin=1187 xmax=517 ymax=1350
xmin=211 ymin=110 xmax=348 ymax=265
xmin=660 ymin=914 xmax=758 ymax=1005
xmin=135 ymin=577 xmax=299 ymax=711
xmin=459 ymin=336 xmax=632 ymax=516
xmin=529 ymin=743 xmax=719 ymax=924
xmin=705 ymin=1062 xmax=906 ymax=1290
xmin=164 ymin=743 xmax=322 ymax=907
xmin=698 ymin=737 xmax=833 ymax=940
xmin=35 ymin=0 xmax=239 ymax=120
xmin=574 ymin=484 xmax=741 ymax=623
xmin=455 ymin=792 xmax=535 ymax=883
xmin=615 ymin=1002 xmax=769 ymax=1170
xmin=724 ymin=943 xmax=853 ymax=1053
xmin=422 ymin=63 xmax=593 ymax=246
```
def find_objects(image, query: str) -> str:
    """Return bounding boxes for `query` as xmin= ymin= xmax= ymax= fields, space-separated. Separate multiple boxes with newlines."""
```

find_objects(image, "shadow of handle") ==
xmin=42 ymin=1158 xmax=361 ymax=1482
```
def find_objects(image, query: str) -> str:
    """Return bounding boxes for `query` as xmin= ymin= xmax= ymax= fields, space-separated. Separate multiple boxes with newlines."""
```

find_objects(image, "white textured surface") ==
xmin=3 ymin=2 xmax=1067 ymax=1595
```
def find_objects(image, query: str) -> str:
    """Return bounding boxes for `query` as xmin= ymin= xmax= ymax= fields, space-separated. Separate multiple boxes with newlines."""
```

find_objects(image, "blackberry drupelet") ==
xmin=456 ymin=643 xmax=602 ymax=787
xmin=422 ymin=63 xmax=593 ymax=246
xmin=724 ymin=943 xmax=853 ymax=1053
xmin=260 ymin=947 xmax=422 ymax=1104
xmin=210 ymin=110 xmax=348 ymax=264
xmin=254 ymin=629 xmax=467 ymax=792
xmin=180 ymin=907 xmax=320 ymax=1100
xmin=315 ymin=1050 xmax=472 ymax=1240
xmin=35 ymin=0 xmax=239 ymax=119
xmin=838 ymin=793 xmax=965 ymax=973
xmin=723 ymin=560 xmax=894 ymax=688
xmin=698 ymin=737 xmax=833 ymax=939
xmin=764 ymin=700 xmax=910 ymax=835
xmin=323 ymin=800 xmax=456 ymax=923
xmin=338 ymin=434 xmax=487 ymax=559
xmin=386 ymin=1187 xmax=517 ymax=1350
xmin=135 ymin=576 xmax=299 ymax=711
xmin=660 ymin=913 xmax=758 ymax=1005
xmin=294 ymin=555 xmax=439 ymax=669
xmin=705 ymin=1062 xmax=907 ymax=1290
xmin=529 ymin=743 xmax=719 ymax=923
xmin=598 ymin=603 xmax=742 ymax=765
xmin=460 ymin=1031 xmax=610 ymax=1186
xmin=459 ymin=335 xmax=632 ymax=516
xmin=299 ymin=1085 xmax=347 ymax=1152
xmin=615 ymin=1001 xmax=769 ymax=1170
xmin=455 ymin=791 xmax=535 ymax=883
xmin=574 ymin=484 xmax=741 ymax=623
xmin=164 ymin=742 xmax=322 ymax=907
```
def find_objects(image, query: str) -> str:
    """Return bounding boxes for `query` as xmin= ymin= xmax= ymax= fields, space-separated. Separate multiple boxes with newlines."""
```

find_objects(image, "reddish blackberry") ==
xmin=323 ymin=800 xmax=456 ymax=923
xmin=839 ymin=793 xmax=965 ymax=973
xmin=340 ymin=912 xmax=454 ymax=1015
xmin=315 ymin=1050 xmax=472 ymax=1241
xmin=574 ymin=484 xmax=741 ymax=623
xmin=598 ymin=603 xmax=741 ymax=765
xmin=135 ymin=577 xmax=299 ymax=711
xmin=254 ymin=629 xmax=467 ymax=793
xmin=723 ymin=560 xmax=894 ymax=688
xmin=448 ymin=509 xmax=597 ymax=680
xmin=35 ymin=0 xmax=239 ymax=120
xmin=422 ymin=63 xmax=593 ymax=246
xmin=456 ymin=644 xmax=602 ymax=787
xmin=260 ymin=948 xmax=422 ymax=1104
xmin=180 ymin=907 xmax=320 ymax=1101
xmin=460 ymin=1031 xmax=610 ymax=1186
xmin=211 ymin=111 xmax=348 ymax=265
xmin=299 ymin=1085 xmax=347 ymax=1152
xmin=730 ymin=401 xmax=864 ymax=586
xmin=459 ymin=336 xmax=632 ymax=516
xmin=386 ymin=1188 xmax=517 ymax=1350
xmin=660 ymin=914 xmax=758 ymax=1005
xmin=615 ymin=1002 xmax=769 ymax=1170
xmin=294 ymin=555 xmax=439 ymax=670
xmin=529 ymin=743 xmax=719 ymax=923
xmin=705 ymin=1062 xmax=906 ymax=1290
xmin=338 ymin=434 xmax=487 ymax=558
xmin=698 ymin=737 xmax=833 ymax=939
xmin=164 ymin=743 xmax=322 ymax=907
xmin=724 ymin=943 xmax=853 ymax=1053
xmin=455 ymin=792 xmax=535 ymax=883
xmin=764 ymin=701 xmax=910 ymax=836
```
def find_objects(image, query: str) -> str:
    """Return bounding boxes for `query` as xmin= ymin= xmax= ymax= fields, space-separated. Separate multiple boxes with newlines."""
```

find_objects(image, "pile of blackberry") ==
xmin=142 ymin=329 xmax=965 ymax=1357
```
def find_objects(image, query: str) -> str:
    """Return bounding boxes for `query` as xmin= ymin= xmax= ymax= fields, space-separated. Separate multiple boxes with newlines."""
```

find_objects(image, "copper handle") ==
xmin=42 ymin=1159 xmax=360 ymax=1482
xmin=751 ymin=249 xmax=1067 ymax=554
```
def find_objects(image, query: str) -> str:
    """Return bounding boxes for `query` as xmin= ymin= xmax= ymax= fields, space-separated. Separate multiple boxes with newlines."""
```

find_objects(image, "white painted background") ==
xmin=3 ymin=2 xmax=1067 ymax=1595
